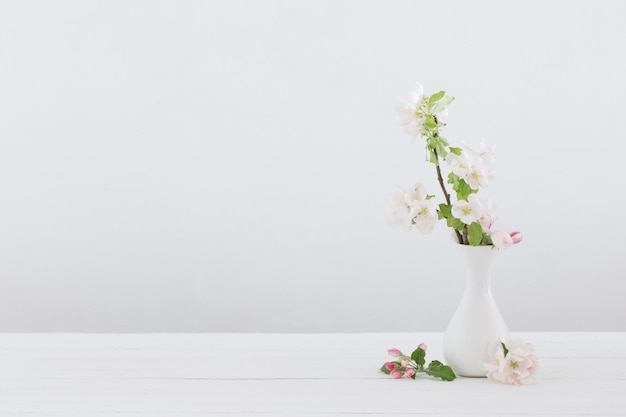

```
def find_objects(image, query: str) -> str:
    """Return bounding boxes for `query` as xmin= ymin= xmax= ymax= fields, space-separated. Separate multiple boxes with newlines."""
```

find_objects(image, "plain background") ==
xmin=0 ymin=0 xmax=625 ymax=332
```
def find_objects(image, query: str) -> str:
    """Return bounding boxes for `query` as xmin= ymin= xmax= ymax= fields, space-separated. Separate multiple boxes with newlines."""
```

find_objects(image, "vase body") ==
xmin=443 ymin=244 xmax=509 ymax=377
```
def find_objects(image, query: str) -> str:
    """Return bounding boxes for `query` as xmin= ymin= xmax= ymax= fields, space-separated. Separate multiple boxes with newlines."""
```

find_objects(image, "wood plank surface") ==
xmin=0 ymin=333 xmax=624 ymax=416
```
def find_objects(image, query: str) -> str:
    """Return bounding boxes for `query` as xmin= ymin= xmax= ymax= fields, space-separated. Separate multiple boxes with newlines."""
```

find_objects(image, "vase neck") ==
xmin=458 ymin=245 xmax=497 ymax=292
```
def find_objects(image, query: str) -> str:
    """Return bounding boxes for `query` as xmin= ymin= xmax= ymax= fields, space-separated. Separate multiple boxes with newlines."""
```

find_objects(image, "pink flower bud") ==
xmin=390 ymin=370 xmax=403 ymax=379
xmin=418 ymin=343 xmax=428 ymax=351
xmin=401 ymin=358 xmax=409 ymax=367
xmin=405 ymin=368 xmax=416 ymax=377
xmin=387 ymin=348 xmax=402 ymax=357
xmin=510 ymin=231 xmax=523 ymax=244
xmin=491 ymin=230 xmax=513 ymax=249
xmin=384 ymin=362 xmax=396 ymax=371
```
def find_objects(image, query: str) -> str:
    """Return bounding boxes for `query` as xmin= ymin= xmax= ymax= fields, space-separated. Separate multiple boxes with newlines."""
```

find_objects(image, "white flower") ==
xmin=464 ymin=138 xmax=496 ymax=181
xmin=465 ymin=161 xmax=489 ymax=190
xmin=403 ymin=182 xmax=428 ymax=205
xmin=484 ymin=339 xmax=538 ymax=385
xmin=451 ymin=195 xmax=483 ymax=225
xmin=447 ymin=153 xmax=471 ymax=178
xmin=388 ymin=190 xmax=412 ymax=230
xmin=490 ymin=229 xmax=523 ymax=249
xmin=410 ymin=200 xmax=438 ymax=235
xmin=478 ymin=199 xmax=497 ymax=234
xmin=396 ymin=83 xmax=427 ymax=140
xmin=389 ymin=183 xmax=438 ymax=234
xmin=490 ymin=230 xmax=514 ymax=249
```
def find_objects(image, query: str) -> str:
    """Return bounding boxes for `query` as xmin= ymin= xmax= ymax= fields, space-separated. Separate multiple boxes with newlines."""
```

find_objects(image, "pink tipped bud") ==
xmin=418 ymin=343 xmax=428 ymax=352
xmin=405 ymin=368 xmax=416 ymax=377
xmin=384 ymin=362 xmax=396 ymax=371
xmin=387 ymin=348 xmax=402 ymax=357
xmin=510 ymin=231 xmax=523 ymax=244
xmin=401 ymin=358 xmax=410 ymax=367
xmin=390 ymin=370 xmax=403 ymax=379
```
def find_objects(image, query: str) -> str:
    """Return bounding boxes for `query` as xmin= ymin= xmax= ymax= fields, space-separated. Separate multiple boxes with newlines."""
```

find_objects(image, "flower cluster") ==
xmin=390 ymin=83 xmax=522 ymax=248
xmin=484 ymin=339 xmax=538 ymax=385
xmin=380 ymin=344 xmax=456 ymax=381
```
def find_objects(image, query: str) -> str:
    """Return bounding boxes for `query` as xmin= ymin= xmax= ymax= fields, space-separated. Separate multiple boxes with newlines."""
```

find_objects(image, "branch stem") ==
xmin=432 ymin=148 xmax=464 ymax=245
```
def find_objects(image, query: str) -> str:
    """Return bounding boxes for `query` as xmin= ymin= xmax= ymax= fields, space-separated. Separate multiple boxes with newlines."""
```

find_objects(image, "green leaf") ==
xmin=449 ymin=146 xmax=463 ymax=155
xmin=430 ymin=95 xmax=454 ymax=114
xmin=425 ymin=360 xmax=456 ymax=381
xmin=448 ymin=172 xmax=459 ymax=186
xmin=447 ymin=217 xmax=465 ymax=231
xmin=455 ymin=178 xmax=474 ymax=201
xmin=468 ymin=221 xmax=483 ymax=246
xmin=426 ymin=194 xmax=436 ymax=200
xmin=501 ymin=342 xmax=509 ymax=357
xmin=438 ymin=203 xmax=452 ymax=218
xmin=427 ymin=138 xmax=439 ymax=151
xmin=436 ymin=143 xmax=448 ymax=159
xmin=428 ymin=149 xmax=438 ymax=165
xmin=423 ymin=114 xmax=437 ymax=130
xmin=427 ymin=91 xmax=445 ymax=109
xmin=411 ymin=347 xmax=426 ymax=367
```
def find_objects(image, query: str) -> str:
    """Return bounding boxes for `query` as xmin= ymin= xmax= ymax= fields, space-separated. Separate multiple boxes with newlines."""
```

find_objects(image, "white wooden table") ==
xmin=1 ymin=332 xmax=624 ymax=416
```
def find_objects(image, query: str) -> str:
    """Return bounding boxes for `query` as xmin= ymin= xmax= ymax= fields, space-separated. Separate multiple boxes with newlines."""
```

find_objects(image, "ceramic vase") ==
xmin=443 ymin=244 xmax=509 ymax=377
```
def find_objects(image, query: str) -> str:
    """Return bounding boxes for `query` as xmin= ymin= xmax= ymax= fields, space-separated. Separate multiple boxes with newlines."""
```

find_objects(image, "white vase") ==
xmin=443 ymin=244 xmax=509 ymax=377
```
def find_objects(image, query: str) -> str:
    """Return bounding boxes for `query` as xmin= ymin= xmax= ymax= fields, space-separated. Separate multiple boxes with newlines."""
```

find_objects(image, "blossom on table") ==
xmin=484 ymin=339 xmax=538 ymax=385
xmin=380 ymin=344 xmax=456 ymax=381
xmin=387 ymin=348 xmax=402 ymax=357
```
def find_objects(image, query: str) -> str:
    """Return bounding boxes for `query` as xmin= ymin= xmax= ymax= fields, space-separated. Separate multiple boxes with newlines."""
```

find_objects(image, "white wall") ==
xmin=1 ymin=0 xmax=624 ymax=332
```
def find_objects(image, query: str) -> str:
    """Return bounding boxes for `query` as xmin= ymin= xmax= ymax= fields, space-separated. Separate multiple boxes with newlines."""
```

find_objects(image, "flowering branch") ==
xmin=380 ymin=344 xmax=456 ymax=381
xmin=390 ymin=83 xmax=522 ymax=249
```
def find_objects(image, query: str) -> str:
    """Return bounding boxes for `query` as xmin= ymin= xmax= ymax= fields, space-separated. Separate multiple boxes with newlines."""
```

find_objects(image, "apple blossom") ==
xmin=380 ymin=344 xmax=456 ymax=381
xmin=388 ymin=190 xmax=412 ymax=231
xmin=464 ymin=138 xmax=496 ymax=180
xmin=478 ymin=200 xmax=497 ymax=234
xmin=404 ymin=183 xmax=428 ymax=205
xmin=387 ymin=348 xmax=402 ymax=357
xmin=491 ymin=230 xmax=523 ymax=249
xmin=484 ymin=339 xmax=537 ymax=385
xmin=390 ymin=369 xmax=403 ymax=379
xmin=452 ymin=195 xmax=483 ymax=225
xmin=396 ymin=83 xmax=427 ymax=140
xmin=491 ymin=230 xmax=514 ymax=249
xmin=465 ymin=162 xmax=489 ymax=190
xmin=510 ymin=231 xmax=523 ymax=244
xmin=410 ymin=201 xmax=438 ymax=235
xmin=447 ymin=153 xmax=471 ymax=178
